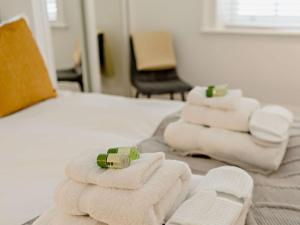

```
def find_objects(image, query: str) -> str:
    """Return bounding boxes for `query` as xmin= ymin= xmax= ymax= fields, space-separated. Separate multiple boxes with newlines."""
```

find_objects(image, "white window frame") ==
xmin=46 ymin=0 xmax=67 ymax=28
xmin=202 ymin=0 xmax=300 ymax=35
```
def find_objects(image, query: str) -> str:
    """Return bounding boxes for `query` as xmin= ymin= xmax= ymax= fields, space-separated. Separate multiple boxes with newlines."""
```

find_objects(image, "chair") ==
xmin=130 ymin=33 xmax=192 ymax=101
xmin=57 ymin=65 xmax=83 ymax=92
xmin=57 ymin=39 xmax=84 ymax=92
xmin=57 ymin=33 xmax=105 ymax=92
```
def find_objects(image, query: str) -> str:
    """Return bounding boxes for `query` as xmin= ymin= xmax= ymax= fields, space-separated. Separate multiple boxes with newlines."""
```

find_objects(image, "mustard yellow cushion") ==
xmin=0 ymin=18 xmax=56 ymax=117
xmin=132 ymin=32 xmax=177 ymax=71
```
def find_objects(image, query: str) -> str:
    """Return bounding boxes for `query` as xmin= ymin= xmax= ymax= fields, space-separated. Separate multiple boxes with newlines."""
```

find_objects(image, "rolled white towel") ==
xmin=187 ymin=86 xmax=243 ymax=110
xmin=182 ymin=98 xmax=260 ymax=132
xmin=55 ymin=160 xmax=191 ymax=225
xmin=66 ymin=152 xmax=164 ymax=189
xmin=167 ymin=166 xmax=253 ymax=225
xmin=250 ymin=105 xmax=294 ymax=143
xmin=164 ymin=120 xmax=288 ymax=174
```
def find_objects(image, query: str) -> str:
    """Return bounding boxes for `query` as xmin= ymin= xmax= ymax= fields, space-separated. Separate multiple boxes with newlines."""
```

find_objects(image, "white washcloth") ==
xmin=55 ymin=160 xmax=191 ymax=225
xmin=66 ymin=152 xmax=164 ymax=189
xmin=250 ymin=105 xmax=294 ymax=143
xmin=167 ymin=166 xmax=253 ymax=225
xmin=182 ymin=98 xmax=260 ymax=132
xmin=187 ymin=86 xmax=243 ymax=110
xmin=164 ymin=120 xmax=288 ymax=174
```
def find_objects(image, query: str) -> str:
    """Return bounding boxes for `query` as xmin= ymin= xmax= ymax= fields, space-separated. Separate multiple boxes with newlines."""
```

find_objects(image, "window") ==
xmin=46 ymin=0 xmax=66 ymax=27
xmin=217 ymin=0 xmax=300 ymax=28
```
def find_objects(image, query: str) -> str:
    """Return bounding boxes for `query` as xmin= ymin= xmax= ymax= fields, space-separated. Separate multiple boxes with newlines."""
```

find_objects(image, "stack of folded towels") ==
xmin=164 ymin=86 xmax=295 ymax=174
xmin=33 ymin=152 xmax=192 ymax=225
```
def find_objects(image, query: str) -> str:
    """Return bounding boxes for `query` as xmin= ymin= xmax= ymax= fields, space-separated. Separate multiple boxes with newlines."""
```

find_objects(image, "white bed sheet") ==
xmin=0 ymin=92 xmax=183 ymax=225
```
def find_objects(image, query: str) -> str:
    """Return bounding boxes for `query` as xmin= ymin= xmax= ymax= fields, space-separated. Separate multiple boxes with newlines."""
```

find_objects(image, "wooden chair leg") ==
xmin=135 ymin=91 xmax=140 ymax=98
xmin=147 ymin=94 xmax=151 ymax=99
xmin=170 ymin=93 xmax=174 ymax=100
xmin=181 ymin=92 xmax=186 ymax=101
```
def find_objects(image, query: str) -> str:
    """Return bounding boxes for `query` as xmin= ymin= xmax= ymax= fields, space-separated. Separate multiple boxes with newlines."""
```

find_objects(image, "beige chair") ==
xmin=130 ymin=32 xmax=192 ymax=101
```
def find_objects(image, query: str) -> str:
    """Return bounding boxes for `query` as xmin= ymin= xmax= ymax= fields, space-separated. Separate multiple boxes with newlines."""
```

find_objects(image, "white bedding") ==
xmin=0 ymin=92 xmax=183 ymax=225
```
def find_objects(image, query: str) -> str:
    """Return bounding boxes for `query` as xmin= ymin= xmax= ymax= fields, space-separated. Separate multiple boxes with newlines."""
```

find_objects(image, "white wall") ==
xmin=51 ymin=0 xmax=82 ymax=69
xmin=0 ymin=0 xmax=34 ymax=29
xmin=129 ymin=0 xmax=300 ymax=106
xmin=95 ymin=0 xmax=130 ymax=96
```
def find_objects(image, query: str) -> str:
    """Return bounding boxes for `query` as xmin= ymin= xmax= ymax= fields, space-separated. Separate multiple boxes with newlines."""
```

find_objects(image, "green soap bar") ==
xmin=206 ymin=84 xmax=228 ymax=98
xmin=107 ymin=146 xmax=140 ymax=161
xmin=97 ymin=153 xmax=131 ymax=169
xmin=97 ymin=154 xmax=108 ymax=168
xmin=214 ymin=84 xmax=228 ymax=97
xmin=206 ymin=88 xmax=214 ymax=98
xmin=106 ymin=153 xmax=130 ymax=169
xmin=107 ymin=148 xmax=118 ymax=154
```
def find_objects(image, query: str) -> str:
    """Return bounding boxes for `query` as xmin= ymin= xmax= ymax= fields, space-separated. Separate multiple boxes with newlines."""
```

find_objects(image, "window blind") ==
xmin=46 ymin=0 xmax=58 ymax=22
xmin=217 ymin=0 xmax=300 ymax=28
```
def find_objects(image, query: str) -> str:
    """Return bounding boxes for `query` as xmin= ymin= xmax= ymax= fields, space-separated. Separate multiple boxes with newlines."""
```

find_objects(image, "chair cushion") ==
xmin=132 ymin=32 xmax=177 ymax=71
xmin=0 ymin=18 xmax=56 ymax=117
xmin=135 ymin=78 xmax=192 ymax=95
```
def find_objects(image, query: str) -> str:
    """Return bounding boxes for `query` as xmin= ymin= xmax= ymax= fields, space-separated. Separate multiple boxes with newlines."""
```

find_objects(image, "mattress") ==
xmin=0 ymin=92 xmax=184 ymax=225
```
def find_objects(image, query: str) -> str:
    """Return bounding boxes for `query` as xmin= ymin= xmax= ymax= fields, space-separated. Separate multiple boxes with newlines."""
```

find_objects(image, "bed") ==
xmin=0 ymin=92 xmax=184 ymax=225
xmin=2 ymin=91 xmax=300 ymax=225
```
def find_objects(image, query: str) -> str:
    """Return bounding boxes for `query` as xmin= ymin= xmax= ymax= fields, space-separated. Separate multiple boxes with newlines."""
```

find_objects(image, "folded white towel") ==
xmin=167 ymin=166 xmax=253 ymax=225
xmin=187 ymin=86 xmax=243 ymax=110
xmin=182 ymin=98 xmax=260 ymax=132
xmin=33 ymin=207 xmax=105 ymax=225
xmin=66 ymin=152 xmax=164 ymax=189
xmin=250 ymin=105 xmax=294 ymax=143
xmin=164 ymin=120 xmax=288 ymax=174
xmin=55 ymin=160 xmax=191 ymax=225
xmin=34 ymin=175 xmax=204 ymax=225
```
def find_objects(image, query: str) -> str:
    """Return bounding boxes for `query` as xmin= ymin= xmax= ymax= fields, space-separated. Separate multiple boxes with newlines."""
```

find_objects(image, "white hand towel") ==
xmin=33 ymin=207 xmax=105 ymax=225
xmin=164 ymin=120 xmax=288 ymax=174
xmin=182 ymin=98 xmax=260 ymax=132
xmin=55 ymin=160 xmax=191 ymax=225
xmin=250 ymin=105 xmax=294 ymax=143
xmin=187 ymin=86 xmax=243 ymax=110
xmin=167 ymin=166 xmax=253 ymax=225
xmin=66 ymin=152 xmax=164 ymax=189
